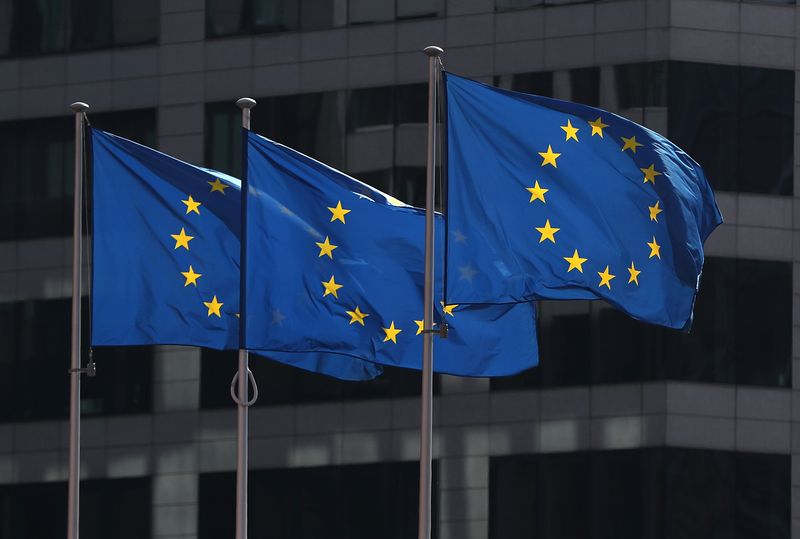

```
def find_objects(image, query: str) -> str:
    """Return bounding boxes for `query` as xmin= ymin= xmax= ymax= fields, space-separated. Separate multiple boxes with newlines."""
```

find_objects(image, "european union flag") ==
xmin=243 ymin=131 xmax=538 ymax=376
xmin=444 ymin=72 xmax=723 ymax=329
xmin=91 ymin=128 xmax=381 ymax=380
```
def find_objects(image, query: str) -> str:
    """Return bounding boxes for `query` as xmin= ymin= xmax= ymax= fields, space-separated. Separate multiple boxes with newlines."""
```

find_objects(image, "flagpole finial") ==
xmin=70 ymin=102 xmax=89 ymax=113
xmin=236 ymin=98 xmax=256 ymax=110
xmin=423 ymin=46 xmax=443 ymax=57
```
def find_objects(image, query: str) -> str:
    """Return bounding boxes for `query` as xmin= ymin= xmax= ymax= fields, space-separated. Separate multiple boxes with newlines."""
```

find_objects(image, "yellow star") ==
xmin=440 ymin=301 xmax=458 ymax=317
xmin=641 ymin=164 xmax=662 ymax=185
xmin=414 ymin=320 xmax=424 ymax=335
xmin=208 ymin=178 xmax=229 ymax=194
xmin=538 ymin=145 xmax=561 ymax=168
xmin=597 ymin=266 xmax=615 ymax=289
xmin=627 ymin=262 xmax=641 ymax=285
xmin=647 ymin=236 xmax=661 ymax=259
xmin=171 ymin=227 xmax=194 ymax=250
xmin=526 ymin=181 xmax=548 ymax=203
xmin=415 ymin=319 xmax=437 ymax=336
xmin=182 ymin=195 xmax=201 ymax=215
xmin=563 ymin=249 xmax=587 ymax=273
xmin=560 ymin=119 xmax=579 ymax=142
xmin=535 ymin=219 xmax=559 ymax=243
xmin=203 ymin=295 xmax=223 ymax=317
xmin=181 ymin=265 xmax=202 ymax=287
xmin=321 ymin=275 xmax=343 ymax=298
xmin=346 ymin=306 xmax=369 ymax=326
xmin=316 ymin=236 xmax=338 ymax=259
xmin=620 ymin=135 xmax=643 ymax=153
xmin=648 ymin=201 xmax=663 ymax=222
xmin=328 ymin=201 xmax=351 ymax=224
xmin=382 ymin=321 xmax=402 ymax=343
xmin=588 ymin=117 xmax=609 ymax=137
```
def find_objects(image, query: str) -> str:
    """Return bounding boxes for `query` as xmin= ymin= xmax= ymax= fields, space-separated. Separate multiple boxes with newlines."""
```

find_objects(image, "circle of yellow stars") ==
xmin=523 ymin=115 xmax=665 ymax=291
xmin=168 ymin=177 xmax=234 ymax=318
xmin=310 ymin=199 xmax=458 ymax=345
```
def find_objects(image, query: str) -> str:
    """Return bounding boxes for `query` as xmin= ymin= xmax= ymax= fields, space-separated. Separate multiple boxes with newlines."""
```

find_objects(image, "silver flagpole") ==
xmin=67 ymin=101 xmax=89 ymax=539
xmin=234 ymin=97 xmax=256 ymax=539
xmin=418 ymin=45 xmax=443 ymax=539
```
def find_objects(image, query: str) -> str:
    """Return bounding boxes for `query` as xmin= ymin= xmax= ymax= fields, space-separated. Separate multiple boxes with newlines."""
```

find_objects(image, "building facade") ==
xmin=0 ymin=0 xmax=797 ymax=537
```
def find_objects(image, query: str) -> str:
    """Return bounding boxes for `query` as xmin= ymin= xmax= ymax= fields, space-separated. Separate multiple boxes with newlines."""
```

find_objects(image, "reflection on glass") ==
xmin=0 ymin=110 xmax=156 ymax=241
xmin=492 ymin=257 xmax=791 ymax=389
xmin=397 ymin=0 xmax=443 ymax=19
xmin=253 ymin=0 xmax=299 ymax=32
xmin=0 ymin=478 xmax=151 ymax=539
xmin=349 ymin=0 xmax=393 ymax=24
xmin=0 ymin=298 xmax=154 ymax=422
xmin=668 ymin=62 xmax=793 ymax=195
xmin=0 ymin=0 xmax=156 ymax=57
xmin=491 ymin=449 xmax=789 ymax=539
xmin=199 ymin=462 xmax=438 ymax=539
xmin=200 ymin=348 xmax=431 ymax=408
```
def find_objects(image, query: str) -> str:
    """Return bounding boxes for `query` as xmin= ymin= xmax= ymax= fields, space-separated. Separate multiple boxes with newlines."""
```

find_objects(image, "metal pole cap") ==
xmin=236 ymin=98 xmax=257 ymax=110
xmin=70 ymin=102 xmax=89 ymax=113
xmin=423 ymin=46 xmax=444 ymax=57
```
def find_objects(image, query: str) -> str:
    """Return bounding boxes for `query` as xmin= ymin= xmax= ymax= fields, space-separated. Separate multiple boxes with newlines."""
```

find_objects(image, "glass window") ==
xmin=200 ymin=348 xmax=432 ymax=408
xmin=397 ymin=0 xmax=443 ymax=19
xmin=735 ymin=453 xmax=790 ymax=538
xmin=0 ymin=477 xmax=151 ymax=539
xmin=614 ymin=62 xmax=667 ymax=110
xmin=300 ymin=0 xmax=346 ymax=31
xmin=200 ymin=462 xmax=437 ymax=539
xmin=0 ymin=298 xmax=153 ymax=423
xmin=491 ymin=449 xmax=789 ymax=539
xmin=206 ymin=0 xmax=441 ymax=37
xmin=495 ymin=0 xmax=544 ymax=11
xmin=349 ymin=0 xmax=394 ymax=24
xmin=569 ymin=66 xmax=600 ymax=107
xmin=252 ymin=0 xmax=299 ymax=33
xmin=492 ymin=258 xmax=791 ymax=390
xmin=495 ymin=71 xmax=553 ymax=96
xmin=668 ymin=62 xmax=793 ymax=195
xmin=0 ymin=0 xmax=155 ymax=57
xmin=0 ymin=109 xmax=156 ymax=242
xmin=344 ymin=84 xmax=426 ymax=202
xmin=206 ymin=0 xmax=248 ymax=37
xmin=205 ymin=92 xmax=344 ymax=177
xmin=110 ymin=0 xmax=158 ymax=45
xmin=69 ymin=0 xmax=113 ymax=50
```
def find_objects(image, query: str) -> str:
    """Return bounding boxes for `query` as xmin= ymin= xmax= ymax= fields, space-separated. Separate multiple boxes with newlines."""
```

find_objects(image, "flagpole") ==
xmin=67 ymin=101 xmax=89 ymax=539
xmin=418 ymin=45 xmax=443 ymax=539
xmin=234 ymin=97 xmax=256 ymax=539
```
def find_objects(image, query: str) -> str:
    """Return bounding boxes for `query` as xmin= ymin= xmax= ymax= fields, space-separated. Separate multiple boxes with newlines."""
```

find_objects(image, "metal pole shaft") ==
xmin=68 ymin=101 xmax=89 ymax=539
xmin=235 ymin=97 xmax=256 ymax=539
xmin=418 ymin=45 xmax=442 ymax=539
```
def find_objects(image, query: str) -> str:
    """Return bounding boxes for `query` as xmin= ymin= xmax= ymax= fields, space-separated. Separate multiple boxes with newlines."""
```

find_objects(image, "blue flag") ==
xmin=243 ymin=131 xmax=538 ymax=376
xmin=91 ymin=128 xmax=381 ymax=380
xmin=444 ymin=72 xmax=723 ymax=329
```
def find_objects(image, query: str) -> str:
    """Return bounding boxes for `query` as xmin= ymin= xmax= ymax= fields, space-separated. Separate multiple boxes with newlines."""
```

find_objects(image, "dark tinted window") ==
xmin=0 ymin=477 xmax=151 ymax=539
xmin=0 ymin=109 xmax=156 ymax=241
xmin=200 ymin=348 xmax=431 ymax=407
xmin=0 ymin=0 xmax=157 ymax=57
xmin=205 ymin=92 xmax=343 ymax=177
xmin=668 ymin=62 xmax=793 ymax=195
xmin=206 ymin=0 xmax=442 ymax=37
xmin=491 ymin=449 xmax=788 ymax=539
xmin=614 ymin=62 xmax=667 ymax=109
xmin=199 ymin=462 xmax=437 ymax=539
xmin=495 ymin=71 xmax=553 ymax=96
xmin=0 ymin=298 xmax=153 ymax=422
xmin=206 ymin=86 xmax=425 ymax=206
xmin=493 ymin=257 xmax=791 ymax=389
